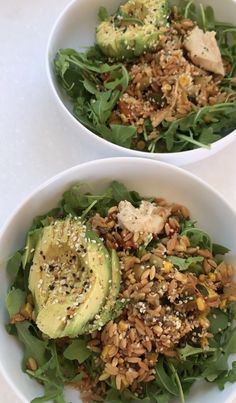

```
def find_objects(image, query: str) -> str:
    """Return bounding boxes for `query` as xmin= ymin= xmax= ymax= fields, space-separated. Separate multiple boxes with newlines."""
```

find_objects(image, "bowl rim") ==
xmin=0 ymin=156 xmax=236 ymax=402
xmin=45 ymin=0 xmax=236 ymax=159
xmin=1 ymin=156 xmax=236 ymax=237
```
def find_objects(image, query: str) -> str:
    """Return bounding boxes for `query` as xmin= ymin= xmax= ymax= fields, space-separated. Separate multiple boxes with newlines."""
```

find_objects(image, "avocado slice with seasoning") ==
xmin=22 ymin=228 xmax=43 ymax=269
xmin=84 ymin=249 xmax=122 ymax=333
xmin=28 ymin=217 xmax=112 ymax=338
xmin=96 ymin=0 xmax=170 ymax=59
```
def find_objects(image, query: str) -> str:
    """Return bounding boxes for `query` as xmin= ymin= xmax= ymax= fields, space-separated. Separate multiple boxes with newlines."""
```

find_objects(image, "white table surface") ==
xmin=0 ymin=0 xmax=236 ymax=401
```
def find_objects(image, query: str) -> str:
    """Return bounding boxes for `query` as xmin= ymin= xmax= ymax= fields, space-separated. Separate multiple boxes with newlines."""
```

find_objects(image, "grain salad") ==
xmin=5 ymin=181 xmax=236 ymax=403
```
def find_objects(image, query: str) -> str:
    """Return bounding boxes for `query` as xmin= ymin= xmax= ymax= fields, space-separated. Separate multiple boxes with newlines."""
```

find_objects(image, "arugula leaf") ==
xmin=7 ymin=251 xmax=22 ymax=285
xmin=224 ymin=327 xmax=236 ymax=356
xmin=6 ymin=251 xmax=29 ymax=293
xmin=212 ymin=243 xmax=230 ymax=255
xmin=22 ymin=228 xmax=43 ymax=268
xmin=98 ymin=6 xmax=109 ymax=21
xmin=16 ymin=321 xmax=47 ymax=368
xmin=62 ymin=180 xmax=144 ymax=217
xmin=111 ymin=181 xmax=143 ymax=205
xmin=54 ymin=48 xmax=139 ymax=149
xmin=145 ymin=382 xmax=172 ymax=403
xmin=158 ymin=101 xmax=236 ymax=153
xmin=216 ymin=361 xmax=236 ymax=390
xmin=91 ymin=90 xmax=120 ymax=124
xmin=28 ymin=343 xmax=65 ymax=403
xmin=105 ymin=387 xmax=152 ymax=403
xmin=155 ymin=356 xmax=179 ymax=396
xmin=102 ymin=124 xmax=136 ymax=148
xmin=177 ymin=344 xmax=215 ymax=360
xmin=168 ymin=256 xmax=203 ymax=272
xmin=105 ymin=389 xmax=122 ymax=403
xmin=6 ymin=288 xmax=26 ymax=317
xmin=180 ymin=219 xmax=196 ymax=232
xmin=30 ymin=208 xmax=62 ymax=230
xmin=202 ymin=351 xmax=229 ymax=381
xmin=63 ymin=340 xmax=92 ymax=364
xmin=198 ymin=127 xmax=221 ymax=145
xmin=181 ymin=228 xmax=212 ymax=250
xmin=62 ymin=183 xmax=113 ymax=216
xmin=208 ymin=309 xmax=229 ymax=334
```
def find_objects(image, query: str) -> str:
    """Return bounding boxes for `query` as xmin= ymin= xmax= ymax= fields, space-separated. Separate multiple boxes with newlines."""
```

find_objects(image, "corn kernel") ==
xmin=201 ymin=337 xmax=209 ymax=349
xmin=208 ymin=273 xmax=216 ymax=282
xmin=118 ymin=320 xmax=129 ymax=332
xmin=163 ymin=261 xmax=173 ymax=273
xmin=196 ymin=297 xmax=206 ymax=311
xmin=207 ymin=287 xmax=218 ymax=298
xmin=101 ymin=345 xmax=110 ymax=360
xmin=179 ymin=74 xmax=191 ymax=88
xmin=219 ymin=299 xmax=227 ymax=309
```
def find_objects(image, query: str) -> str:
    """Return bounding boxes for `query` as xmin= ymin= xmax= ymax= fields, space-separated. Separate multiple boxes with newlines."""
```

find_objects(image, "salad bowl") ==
xmin=0 ymin=157 xmax=236 ymax=402
xmin=46 ymin=0 xmax=236 ymax=166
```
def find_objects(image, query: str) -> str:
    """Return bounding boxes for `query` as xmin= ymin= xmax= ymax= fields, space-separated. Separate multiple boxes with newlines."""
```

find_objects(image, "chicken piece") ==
xmin=117 ymin=200 xmax=170 ymax=234
xmin=184 ymin=26 xmax=225 ymax=76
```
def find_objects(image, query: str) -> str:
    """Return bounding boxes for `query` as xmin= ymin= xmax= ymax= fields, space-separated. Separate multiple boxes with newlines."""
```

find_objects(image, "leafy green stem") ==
xmin=169 ymin=362 xmax=185 ymax=403
xmin=177 ymin=133 xmax=210 ymax=149
xmin=184 ymin=0 xmax=193 ymax=18
xmin=81 ymin=199 xmax=98 ymax=220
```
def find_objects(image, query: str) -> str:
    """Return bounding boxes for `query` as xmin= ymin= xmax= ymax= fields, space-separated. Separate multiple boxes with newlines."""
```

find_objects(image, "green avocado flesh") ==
xmin=84 ymin=249 xmax=121 ymax=333
xmin=28 ymin=218 xmax=112 ymax=338
xmin=96 ymin=0 xmax=170 ymax=59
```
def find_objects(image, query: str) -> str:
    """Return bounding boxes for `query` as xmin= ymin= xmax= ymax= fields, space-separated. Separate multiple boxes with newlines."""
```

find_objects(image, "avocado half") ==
xmin=96 ymin=0 xmax=170 ymax=59
xmin=28 ymin=218 xmax=119 ymax=339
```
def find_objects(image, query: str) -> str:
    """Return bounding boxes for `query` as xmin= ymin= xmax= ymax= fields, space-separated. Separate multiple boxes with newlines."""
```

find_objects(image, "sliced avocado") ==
xmin=96 ymin=0 xmax=170 ymax=59
xmin=22 ymin=228 xmax=43 ymax=269
xmin=28 ymin=218 xmax=111 ymax=338
xmin=85 ymin=249 xmax=122 ymax=333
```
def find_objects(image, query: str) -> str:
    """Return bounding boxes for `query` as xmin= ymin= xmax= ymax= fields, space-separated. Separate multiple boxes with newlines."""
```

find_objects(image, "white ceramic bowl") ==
xmin=0 ymin=157 xmax=236 ymax=402
xmin=46 ymin=0 xmax=236 ymax=166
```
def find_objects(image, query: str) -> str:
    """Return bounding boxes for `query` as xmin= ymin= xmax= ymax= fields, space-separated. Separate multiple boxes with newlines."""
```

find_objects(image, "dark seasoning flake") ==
xmin=36 ymin=220 xmax=95 ymax=321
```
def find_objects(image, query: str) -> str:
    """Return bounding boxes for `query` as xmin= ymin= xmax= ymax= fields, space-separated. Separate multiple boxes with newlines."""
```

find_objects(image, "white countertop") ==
xmin=0 ymin=0 xmax=236 ymax=401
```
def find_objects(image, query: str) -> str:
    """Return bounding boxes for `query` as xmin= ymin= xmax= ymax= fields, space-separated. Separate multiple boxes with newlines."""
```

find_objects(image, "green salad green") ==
xmin=5 ymin=181 xmax=236 ymax=403
xmin=54 ymin=0 xmax=236 ymax=153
